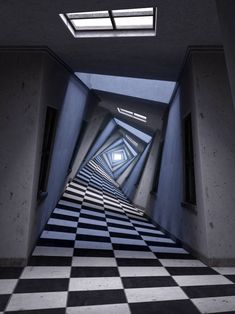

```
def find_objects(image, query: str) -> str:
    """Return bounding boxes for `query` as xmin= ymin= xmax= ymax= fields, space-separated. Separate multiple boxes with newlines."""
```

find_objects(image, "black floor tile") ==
xmin=67 ymin=289 xmax=126 ymax=307
xmin=129 ymin=299 xmax=201 ymax=314
xmin=71 ymin=266 xmax=119 ymax=277
xmin=122 ymin=276 xmax=177 ymax=288
xmin=182 ymin=284 xmax=235 ymax=298
xmin=14 ymin=278 xmax=69 ymax=293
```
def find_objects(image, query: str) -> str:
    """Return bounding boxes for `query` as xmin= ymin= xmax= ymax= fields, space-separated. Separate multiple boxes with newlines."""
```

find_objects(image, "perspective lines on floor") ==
xmin=1 ymin=161 xmax=235 ymax=313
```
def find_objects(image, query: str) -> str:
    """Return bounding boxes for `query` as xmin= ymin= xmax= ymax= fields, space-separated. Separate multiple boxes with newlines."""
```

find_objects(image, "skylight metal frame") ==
xmin=59 ymin=7 xmax=157 ymax=38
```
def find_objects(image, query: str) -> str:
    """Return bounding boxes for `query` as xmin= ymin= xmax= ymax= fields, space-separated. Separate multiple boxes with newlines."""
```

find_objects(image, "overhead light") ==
xmin=117 ymin=107 xmax=147 ymax=123
xmin=59 ymin=7 xmax=157 ymax=38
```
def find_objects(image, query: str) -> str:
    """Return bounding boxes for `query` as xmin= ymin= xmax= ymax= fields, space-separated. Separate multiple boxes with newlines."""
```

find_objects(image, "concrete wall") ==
xmin=122 ymin=143 xmax=151 ymax=200
xmin=216 ymin=0 xmax=235 ymax=109
xmin=151 ymin=51 xmax=235 ymax=266
xmin=0 ymin=51 xmax=44 ymax=265
xmin=133 ymin=131 xmax=161 ymax=210
xmin=0 ymin=50 xmax=90 ymax=265
xmin=33 ymin=53 xmax=88 ymax=245
xmin=69 ymin=106 xmax=109 ymax=179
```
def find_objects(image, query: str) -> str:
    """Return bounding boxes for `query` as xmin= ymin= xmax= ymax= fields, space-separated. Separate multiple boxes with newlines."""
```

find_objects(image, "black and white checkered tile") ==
xmin=1 ymin=160 xmax=235 ymax=313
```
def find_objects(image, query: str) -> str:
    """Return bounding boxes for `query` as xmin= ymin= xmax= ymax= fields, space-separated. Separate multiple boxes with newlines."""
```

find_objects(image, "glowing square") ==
xmin=112 ymin=152 xmax=123 ymax=161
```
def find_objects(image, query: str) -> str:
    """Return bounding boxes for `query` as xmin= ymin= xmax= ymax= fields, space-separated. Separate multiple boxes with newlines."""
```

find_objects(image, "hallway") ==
xmin=1 ymin=160 xmax=235 ymax=314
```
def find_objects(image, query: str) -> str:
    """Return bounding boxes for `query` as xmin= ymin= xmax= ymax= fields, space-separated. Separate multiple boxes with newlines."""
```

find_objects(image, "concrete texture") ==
xmin=0 ymin=1 xmax=222 ymax=80
xmin=133 ymin=131 xmax=161 ymax=209
xmin=216 ymin=0 xmax=235 ymax=109
xmin=0 ymin=50 xmax=90 ymax=265
xmin=0 ymin=51 xmax=43 ymax=264
xmin=34 ymin=53 xmax=88 ymax=246
xmin=151 ymin=51 xmax=235 ymax=266
xmin=70 ymin=106 xmax=109 ymax=179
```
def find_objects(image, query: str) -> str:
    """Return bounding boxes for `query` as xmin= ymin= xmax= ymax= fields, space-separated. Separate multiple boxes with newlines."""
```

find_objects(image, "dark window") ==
xmin=37 ymin=106 xmax=58 ymax=199
xmin=184 ymin=113 xmax=196 ymax=204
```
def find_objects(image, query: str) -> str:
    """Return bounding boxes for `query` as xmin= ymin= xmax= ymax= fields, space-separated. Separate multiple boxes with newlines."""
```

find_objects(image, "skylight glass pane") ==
xmin=134 ymin=113 xmax=146 ymax=120
xmin=112 ymin=152 xmax=123 ymax=161
xmin=67 ymin=11 xmax=109 ymax=19
xmin=112 ymin=7 xmax=153 ymax=17
xmin=71 ymin=18 xmax=113 ymax=30
xmin=114 ymin=16 xmax=153 ymax=29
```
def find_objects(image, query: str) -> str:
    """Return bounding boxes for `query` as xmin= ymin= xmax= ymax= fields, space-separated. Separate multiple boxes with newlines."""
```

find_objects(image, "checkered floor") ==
xmin=1 ymin=161 xmax=235 ymax=313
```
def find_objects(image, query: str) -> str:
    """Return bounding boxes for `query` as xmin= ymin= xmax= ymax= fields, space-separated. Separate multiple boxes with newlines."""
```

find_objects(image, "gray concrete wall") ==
xmin=192 ymin=52 xmax=235 ymax=264
xmin=32 ymin=53 xmax=89 ymax=247
xmin=69 ymin=106 xmax=109 ymax=179
xmin=151 ymin=51 xmax=235 ymax=266
xmin=216 ymin=0 xmax=235 ymax=109
xmin=122 ymin=143 xmax=151 ymax=200
xmin=133 ymin=131 xmax=161 ymax=210
xmin=0 ymin=50 xmax=90 ymax=265
xmin=0 ymin=51 xmax=44 ymax=265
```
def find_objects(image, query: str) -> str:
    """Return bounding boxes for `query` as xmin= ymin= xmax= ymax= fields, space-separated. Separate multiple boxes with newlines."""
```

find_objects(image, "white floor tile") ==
xmin=213 ymin=267 xmax=235 ymax=275
xmin=119 ymin=266 xmax=169 ymax=277
xmin=54 ymin=207 xmax=80 ymax=218
xmin=135 ymin=227 xmax=164 ymax=235
xmin=84 ymin=196 xmax=103 ymax=204
xmin=142 ymin=235 xmax=175 ymax=244
xmin=86 ymin=191 xmax=103 ymax=199
xmin=63 ymin=193 xmax=83 ymax=203
xmin=111 ymin=238 xmax=146 ymax=246
xmin=150 ymin=246 xmax=188 ymax=254
xmin=104 ymin=204 xmax=124 ymax=212
xmin=125 ymin=286 xmax=188 ymax=303
xmin=114 ymin=250 xmax=156 ymax=259
xmin=173 ymin=275 xmax=233 ymax=286
xmin=108 ymin=227 xmax=138 ymax=235
xmin=192 ymin=295 xmax=235 ymax=313
xmin=130 ymin=220 xmax=155 ymax=227
xmin=77 ymin=228 xmax=109 ymax=237
xmin=159 ymin=259 xmax=206 ymax=267
xmin=67 ymin=187 xmax=86 ymax=196
xmin=6 ymin=292 xmax=67 ymax=311
xmin=72 ymin=257 xmax=117 ymax=267
xmin=0 ymin=279 xmax=17 ymax=294
xmin=21 ymin=266 xmax=71 ymax=279
xmin=75 ymin=240 xmax=112 ymax=250
xmin=40 ymin=230 xmax=75 ymax=241
xmin=69 ymin=277 xmax=122 ymax=291
xmin=47 ymin=218 xmax=77 ymax=228
xmin=82 ymin=202 xmax=104 ymax=210
xmin=67 ymin=303 xmax=131 ymax=314
xmin=32 ymin=246 xmax=73 ymax=257
xmin=79 ymin=217 xmax=107 ymax=226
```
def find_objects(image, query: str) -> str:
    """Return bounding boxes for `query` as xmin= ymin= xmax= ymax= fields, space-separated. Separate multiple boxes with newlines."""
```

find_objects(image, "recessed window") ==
xmin=117 ymin=107 xmax=147 ymax=123
xmin=59 ymin=7 xmax=157 ymax=38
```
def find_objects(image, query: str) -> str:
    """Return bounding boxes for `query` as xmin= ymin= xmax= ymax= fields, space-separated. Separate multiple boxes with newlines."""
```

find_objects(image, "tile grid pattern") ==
xmin=1 ymin=161 xmax=235 ymax=313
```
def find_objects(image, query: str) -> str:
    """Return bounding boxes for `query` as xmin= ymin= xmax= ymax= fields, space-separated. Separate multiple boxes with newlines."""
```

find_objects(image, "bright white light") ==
xmin=117 ymin=107 xmax=147 ymax=123
xmin=113 ymin=152 xmax=123 ymax=161
xmin=71 ymin=18 xmax=113 ymax=30
xmin=115 ymin=16 xmax=153 ymax=29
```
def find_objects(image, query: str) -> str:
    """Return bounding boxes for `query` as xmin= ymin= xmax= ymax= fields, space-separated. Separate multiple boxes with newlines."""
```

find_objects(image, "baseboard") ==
xmin=144 ymin=213 xmax=235 ymax=267
xmin=0 ymin=258 xmax=27 ymax=267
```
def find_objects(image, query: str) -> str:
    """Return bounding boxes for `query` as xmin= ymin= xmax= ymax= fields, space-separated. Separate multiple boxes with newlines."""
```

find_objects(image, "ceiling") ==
xmin=0 ymin=0 xmax=222 ymax=81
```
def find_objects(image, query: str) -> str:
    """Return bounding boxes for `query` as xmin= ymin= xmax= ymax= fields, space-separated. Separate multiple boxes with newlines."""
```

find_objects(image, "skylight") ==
xmin=59 ymin=7 xmax=157 ymax=38
xmin=112 ymin=152 xmax=123 ymax=161
xmin=117 ymin=107 xmax=147 ymax=123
